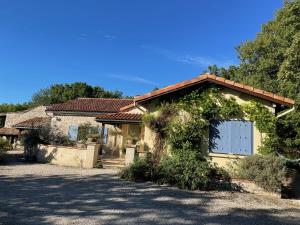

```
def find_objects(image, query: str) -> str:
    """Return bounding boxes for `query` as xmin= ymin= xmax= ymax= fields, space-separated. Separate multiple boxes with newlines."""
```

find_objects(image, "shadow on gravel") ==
xmin=0 ymin=167 xmax=299 ymax=225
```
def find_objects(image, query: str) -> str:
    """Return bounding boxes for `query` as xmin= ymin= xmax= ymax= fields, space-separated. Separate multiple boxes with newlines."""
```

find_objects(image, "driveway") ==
xmin=0 ymin=160 xmax=299 ymax=225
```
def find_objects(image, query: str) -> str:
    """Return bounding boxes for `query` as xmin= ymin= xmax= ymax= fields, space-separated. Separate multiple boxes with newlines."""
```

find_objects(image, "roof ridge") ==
xmin=77 ymin=97 xmax=132 ymax=100
xmin=134 ymin=73 xmax=295 ymax=106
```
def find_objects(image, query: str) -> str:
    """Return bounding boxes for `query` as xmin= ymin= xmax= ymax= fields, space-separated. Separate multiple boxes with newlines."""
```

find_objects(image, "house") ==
xmin=0 ymin=106 xmax=50 ymax=146
xmin=46 ymin=98 xmax=134 ymax=155
xmin=96 ymin=74 xmax=295 ymax=167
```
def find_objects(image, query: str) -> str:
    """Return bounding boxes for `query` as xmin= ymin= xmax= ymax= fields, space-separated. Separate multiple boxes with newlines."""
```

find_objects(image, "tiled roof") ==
xmin=13 ymin=117 xmax=51 ymax=129
xmin=47 ymin=98 xmax=134 ymax=113
xmin=134 ymin=74 xmax=295 ymax=106
xmin=0 ymin=127 xmax=20 ymax=136
xmin=96 ymin=112 xmax=142 ymax=123
xmin=120 ymin=103 xmax=136 ymax=112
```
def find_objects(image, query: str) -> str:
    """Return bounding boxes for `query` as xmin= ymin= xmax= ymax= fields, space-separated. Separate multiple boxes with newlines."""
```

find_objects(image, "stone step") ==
xmin=101 ymin=158 xmax=125 ymax=169
xmin=102 ymin=164 xmax=125 ymax=169
xmin=102 ymin=159 xmax=124 ymax=164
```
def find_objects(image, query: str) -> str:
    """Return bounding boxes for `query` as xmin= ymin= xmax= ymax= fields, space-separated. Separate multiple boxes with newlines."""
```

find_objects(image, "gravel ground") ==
xmin=0 ymin=156 xmax=299 ymax=225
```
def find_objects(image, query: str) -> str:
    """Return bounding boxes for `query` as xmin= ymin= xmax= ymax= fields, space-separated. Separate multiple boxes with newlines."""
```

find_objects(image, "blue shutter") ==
xmin=104 ymin=127 xmax=108 ymax=144
xmin=210 ymin=120 xmax=231 ymax=154
xmin=210 ymin=120 xmax=253 ymax=155
xmin=68 ymin=125 xmax=79 ymax=141
xmin=98 ymin=126 xmax=108 ymax=144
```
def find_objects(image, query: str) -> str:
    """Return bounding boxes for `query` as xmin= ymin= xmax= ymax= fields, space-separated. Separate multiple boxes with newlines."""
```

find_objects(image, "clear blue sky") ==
xmin=0 ymin=0 xmax=283 ymax=103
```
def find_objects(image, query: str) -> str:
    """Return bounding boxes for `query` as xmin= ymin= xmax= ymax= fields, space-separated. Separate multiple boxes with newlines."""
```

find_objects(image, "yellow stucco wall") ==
xmin=139 ymin=87 xmax=276 ymax=168
xmin=36 ymin=144 xmax=99 ymax=169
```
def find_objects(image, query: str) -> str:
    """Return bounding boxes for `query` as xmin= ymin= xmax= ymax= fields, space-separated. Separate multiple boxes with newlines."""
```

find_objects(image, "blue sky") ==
xmin=0 ymin=0 xmax=283 ymax=103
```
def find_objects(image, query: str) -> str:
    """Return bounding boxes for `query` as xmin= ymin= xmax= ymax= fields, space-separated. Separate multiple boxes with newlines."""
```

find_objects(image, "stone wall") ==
xmin=4 ymin=106 xmax=50 ymax=128
xmin=51 ymin=115 xmax=103 ymax=135
xmin=51 ymin=114 xmax=121 ymax=154
xmin=36 ymin=144 xmax=99 ymax=169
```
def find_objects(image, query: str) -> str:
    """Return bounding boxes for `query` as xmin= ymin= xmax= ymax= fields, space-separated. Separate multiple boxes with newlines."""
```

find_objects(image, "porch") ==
xmin=96 ymin=112 xmax=144 ymax=160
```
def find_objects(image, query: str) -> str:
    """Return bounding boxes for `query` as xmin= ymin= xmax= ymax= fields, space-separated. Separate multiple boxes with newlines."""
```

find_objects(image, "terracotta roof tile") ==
xmin=13 ymin=117 xmax=51 ymax=129
xmin=47 ymin=98 xmax=134 ymax=113
xmin=0 ymin=127 xmax=20 ymax=136
xmin=96 ymin=112 xmax=142 ymax=123
xmin=134 ymin=74 xmax=295 ymax=106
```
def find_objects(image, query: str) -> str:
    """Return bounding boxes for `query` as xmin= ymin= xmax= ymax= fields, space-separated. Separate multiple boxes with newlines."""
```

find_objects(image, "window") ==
xmin=209 ymin=120 xmax=253 ymax=155
xmin=68 ymin=125 xmax=79 ymax=141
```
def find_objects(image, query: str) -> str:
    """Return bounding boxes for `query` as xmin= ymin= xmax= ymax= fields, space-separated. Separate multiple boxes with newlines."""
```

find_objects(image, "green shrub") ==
xmin=236 ymin=155 xmax=286 ymax=192
xmin=0 ymin=138 xmax=12 ymax=161
xmin=120 ymin=153 xmax=156 ymax=181
xmin=120 ymin=152 xmax=232 ymax=191
xmin=157 ymin=153 xmax=231 ymax=190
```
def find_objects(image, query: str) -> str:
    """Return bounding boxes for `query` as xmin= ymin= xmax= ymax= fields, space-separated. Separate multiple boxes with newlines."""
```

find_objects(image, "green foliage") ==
xmin=157 ymin=153 xmax=231 ymax=190
xmin=142 ymin=103 xmax=178 ymax=162
xmin=0 ymin=138 xmax=12 ymax=161
xmin=236 ymin=155 xmax=286 ymax=192
xmin=0 ymin=103 xmax=32 ymax=113
xmin=22 ymin=125 xmax=74 ymax=147
xmin=167 ymin=88 xmax=244 ymax=159
xmin=168 ymin=119 xmax=208 ymax=159
xmin=120 ymin=153 xmax=156 ymax=181
xmin=0 ymin=138 xmax=12 ymax=151
xmin=0 ymin=82 xmax=124 ymax=114
xmin=32 ymin=82 xmax=123 ymax=105
xmin=120 ymin=152 xmax=232 ymax=191
xmin=243 ymin=102 xmax=276 ymax=133
xmin=208 ymin=1 xmax=300 ymax=157
xmin=77 ymin=122 xmax=99 ymax=142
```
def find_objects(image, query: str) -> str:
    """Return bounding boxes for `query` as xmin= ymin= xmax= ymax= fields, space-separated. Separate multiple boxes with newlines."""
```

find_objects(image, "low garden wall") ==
xmin=36 ymin=144 xmax=99 ymax=169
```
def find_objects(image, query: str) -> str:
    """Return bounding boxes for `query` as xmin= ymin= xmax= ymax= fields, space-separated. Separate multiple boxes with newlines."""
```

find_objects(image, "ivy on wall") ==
xmin=143 ymin=88 xmax=278 ymax=161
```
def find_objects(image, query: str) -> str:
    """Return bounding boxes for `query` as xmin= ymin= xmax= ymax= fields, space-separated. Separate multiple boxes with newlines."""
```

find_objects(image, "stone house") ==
xmin=46 ymin=98 xmax=134 ymax=155
xmin=96 ymin=74 xmax=295 ymax=167
xmin=0 ymin=106 xmax=50 ymax=145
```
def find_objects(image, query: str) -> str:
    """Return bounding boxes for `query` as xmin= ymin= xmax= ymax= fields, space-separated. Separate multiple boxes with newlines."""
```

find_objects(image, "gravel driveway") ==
xmin=0 ymin=160 xmax=299 ymax=225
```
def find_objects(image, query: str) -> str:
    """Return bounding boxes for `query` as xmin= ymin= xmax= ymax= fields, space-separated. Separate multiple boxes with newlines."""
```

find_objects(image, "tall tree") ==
xmin=31 ymin=82 xmax=123 ymax=105
xmin=208 ymin=0 xmax=300 ymax=157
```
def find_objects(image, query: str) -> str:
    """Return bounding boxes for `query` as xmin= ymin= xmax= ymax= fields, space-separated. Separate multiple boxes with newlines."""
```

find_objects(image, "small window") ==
xmin=209 ymin=120 xmax=253 ymax=155
xmin=68 ymin=125 xmax=79 ymax=141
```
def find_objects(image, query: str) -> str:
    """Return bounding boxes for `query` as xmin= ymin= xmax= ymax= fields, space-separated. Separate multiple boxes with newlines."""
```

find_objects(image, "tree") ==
xmin=32 ymin=82 xmax=123 ymax=105
xmin=209 ymin=0 xmax=300 ymax=157
xmin=0 ymin=82 xmax=124 ymax=114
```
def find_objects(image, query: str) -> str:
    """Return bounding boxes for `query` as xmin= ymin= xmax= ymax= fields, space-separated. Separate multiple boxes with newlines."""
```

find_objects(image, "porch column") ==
xmin=99 ymin=123 xmax=106 ymax=155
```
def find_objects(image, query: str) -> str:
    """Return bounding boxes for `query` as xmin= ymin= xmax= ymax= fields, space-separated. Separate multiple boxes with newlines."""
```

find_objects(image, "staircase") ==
xmin=101 ymin=158 xmax=125 ymax=169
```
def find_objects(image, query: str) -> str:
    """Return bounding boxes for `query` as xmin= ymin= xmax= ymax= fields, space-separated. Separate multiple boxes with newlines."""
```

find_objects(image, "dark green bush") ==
xmin=120 ymin=153 xmax=156 ymax=181
xmin=120 ymin=152 xmax=231 ymax=191
xmin=0 ymin=138 xmax=12 ymax=161
xmin=237 ymin=155 xmax=286 ymax=192
xmin=157 ymin=153 xmax=231 ymax=190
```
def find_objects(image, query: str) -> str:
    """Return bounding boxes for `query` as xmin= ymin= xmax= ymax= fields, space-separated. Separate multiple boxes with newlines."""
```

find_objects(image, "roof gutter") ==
xmin=276 ymin=106 xmax=295 ymax=118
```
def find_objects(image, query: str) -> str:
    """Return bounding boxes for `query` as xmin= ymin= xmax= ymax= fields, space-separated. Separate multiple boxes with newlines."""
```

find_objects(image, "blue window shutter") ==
xmin=242 ymin=121 xmax=253 ymax=155
xmin=210 ymin=120 xmax=253 ymax=155
xmin=98 ymin=126 xmax=108 ymax=144
xmin=104 ymin=127 xmax=108 ymax=144
xmin=210 ymin=120 xmax=231 ymax=154
xmin=68 ymin=125 xmax=79 ymax=141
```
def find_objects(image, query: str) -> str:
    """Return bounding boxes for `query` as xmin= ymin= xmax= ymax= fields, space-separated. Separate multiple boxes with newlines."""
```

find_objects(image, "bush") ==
xmin=236 ymin=155 xmax=286 ymax=192
xmin=120 ymin=152 xmax=232 ymax=191
xmin=157 ymin=153 xmax=231 ymax=190
xmin=0 ymin=138 xmax=12 ymax=161
xmin=22 ymin=125 xmax=74 ymax=147
xmin=120 ymin=153 xmax=156 ymax=181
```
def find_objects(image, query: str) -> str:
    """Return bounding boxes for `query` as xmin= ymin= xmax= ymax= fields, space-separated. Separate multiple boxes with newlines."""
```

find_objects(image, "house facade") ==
xmin=46 ymin=98 xmax=135 ymax=156
xmin=0 ymin=106 xmax=51 ymax=145
xmin=96 ymin=74 xmax=295 ymax=167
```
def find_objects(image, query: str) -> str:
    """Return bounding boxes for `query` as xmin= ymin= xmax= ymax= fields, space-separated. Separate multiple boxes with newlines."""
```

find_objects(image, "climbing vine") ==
xmin=143 ymin=88 xmax=278 ymax=160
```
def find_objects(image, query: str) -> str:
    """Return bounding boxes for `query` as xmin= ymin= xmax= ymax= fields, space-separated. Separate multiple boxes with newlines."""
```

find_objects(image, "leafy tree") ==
xmin=208 ymin=0 xmax=300 ymax=157
xmin=0 ymin=103 xmax=32 ymax=113
xmin=32 ymin=82 xmax=123 ymax=105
